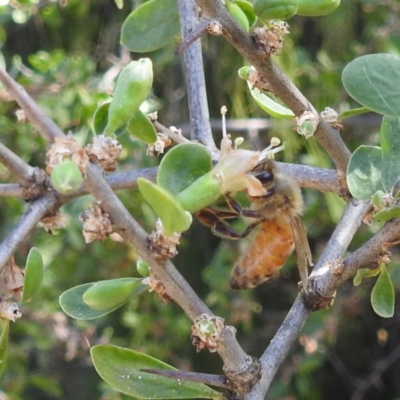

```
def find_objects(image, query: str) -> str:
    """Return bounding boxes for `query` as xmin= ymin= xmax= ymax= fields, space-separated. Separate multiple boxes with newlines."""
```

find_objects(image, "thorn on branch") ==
xmin=174 ymin=18 xmax=218 ymax=55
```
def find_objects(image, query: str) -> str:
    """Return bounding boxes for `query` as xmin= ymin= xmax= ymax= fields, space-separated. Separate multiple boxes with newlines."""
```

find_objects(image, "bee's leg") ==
xmin=225 ymin=194 xmax=262 ymax=219
xmin=197 ymin=207 xmax=238 ymax=228
xmin=211 ymin=219 xmax=262 ymax=240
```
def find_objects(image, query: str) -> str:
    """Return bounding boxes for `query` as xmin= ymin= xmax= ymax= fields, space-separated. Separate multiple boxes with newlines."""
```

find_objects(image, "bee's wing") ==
xmin=289 ymin=214 xmax=312 ymax=291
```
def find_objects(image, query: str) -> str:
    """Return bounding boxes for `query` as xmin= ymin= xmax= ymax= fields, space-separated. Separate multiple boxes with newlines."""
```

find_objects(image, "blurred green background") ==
xmin=0 ymin=0 xmax=400 ymax=399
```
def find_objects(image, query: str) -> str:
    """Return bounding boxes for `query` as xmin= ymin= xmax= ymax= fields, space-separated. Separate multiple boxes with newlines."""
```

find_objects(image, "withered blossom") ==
xmin=85 ymin=134 xmax=122 ymax=172
xmin=41 ymin=211 xmax=65 ymax=234
xmin=148 ymin=219 xmax=181 ymax=261
xmin=191 ymin=313 xmax=226 ymax=353
xmin=0 ymin=256 xmax=24 ymax=301
xmin=80 ymin=203 xmax=113 ymax=243
xmin=147 ymin=132 xmax=172 ymax=156
xmin=142 ymin=276 xmax=170 ymax=304
xmin=46 ymin=135 xmax=89 ymax=174
xmin=296 ymin=111 xmax=319 ymax=138
xmin=253 ymin=21 xmax=290 ymax=56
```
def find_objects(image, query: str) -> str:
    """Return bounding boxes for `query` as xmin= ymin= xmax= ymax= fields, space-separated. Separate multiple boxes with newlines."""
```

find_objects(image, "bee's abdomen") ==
xmin=230 ymin=216 xmax=294 ymax=290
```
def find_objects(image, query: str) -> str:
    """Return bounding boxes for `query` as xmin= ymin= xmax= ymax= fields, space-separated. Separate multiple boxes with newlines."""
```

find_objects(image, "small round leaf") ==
xmin=126 ymin=110 xmax=157 ymax=144
xmin=371 ymin=265 xmax=395 ymax=318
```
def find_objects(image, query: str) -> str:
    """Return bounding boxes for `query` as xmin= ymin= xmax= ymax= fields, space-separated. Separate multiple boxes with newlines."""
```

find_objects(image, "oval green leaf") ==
xmin=104 ymin=59 xmax=153 ymax=136
xmin=347 ymin=145 xmax=384 ymax=200
xmin=247 ymin=83 xmax=295 ymax=119
xmin=232 ymin=0 xmax=256 ymax=26
xmin=82 ymin=278 xmax=143 ymax=311
xmin=121 ymin=0 xmax=180 ymax=53
xmin=157 ymin=143 xmax=212 ymax=195
xmin=138 ymin=178 xmax=192 ymax=235
xmin=126 ymin=110 xmax=157 ymax=144
xmin=226 ymin=2 xmax=250 ymax=31
xmin=59 ymin=280 xmax=145 ymax=320
xmin=91 ymin=345 xmax=221 ymax=399
xmin=353 ymin=267 xmax=381 ymax=287
xmin=0 ymin=319 xmax=9 ymax=379
xmin=50 ymin=160 xmax=84 ymax=194
xmin=93 ymin=102 xmax=110 ymax=135
xmin=374 ymin=206 xmax=400 ymax=223
xmin=371 ymin=265 xmax=395 ymax=318
xmin=342 ymin=54 xmax=400 ymax=117
xmin=22 ymin=247 xmax=44 ymax=302
xmin=380 ymin=116 xmax=400 ymax=192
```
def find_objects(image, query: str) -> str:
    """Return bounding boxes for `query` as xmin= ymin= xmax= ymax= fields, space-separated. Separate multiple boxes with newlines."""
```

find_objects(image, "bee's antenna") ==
xmin=251 ymin=139 xmax=259 ymax=151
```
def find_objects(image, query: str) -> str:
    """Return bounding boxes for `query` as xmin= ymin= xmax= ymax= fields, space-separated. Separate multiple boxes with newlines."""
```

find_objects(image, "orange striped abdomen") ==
xmin=230 ymin=214 xmax=295 ymax=289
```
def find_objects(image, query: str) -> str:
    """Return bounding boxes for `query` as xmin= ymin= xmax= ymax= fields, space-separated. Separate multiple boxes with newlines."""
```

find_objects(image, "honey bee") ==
xmin=197 ymin=159 xmax=312 ymax=290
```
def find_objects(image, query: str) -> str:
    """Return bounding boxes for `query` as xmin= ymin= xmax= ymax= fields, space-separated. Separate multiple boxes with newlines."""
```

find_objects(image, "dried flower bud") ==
xmin=207 ymin=22 xmax=223 ymax=36
xmin=0 ymin=256 xmax=24 ymax=301
xmin=320 ymin=107 xmax=343 ymax=130
xmin=147 ymin=133 xmax=172 ymax=156
xmin=80 ymin=203 xmax=113 ymax=243
xmin=0 ymin=296 xmax=21 ymax=322
xmin=85 ymin=134 xmax=122 ymax=172
xmin=46 ymin=135 xmax=89 ymax=174
xmin=253 ymin=22 xmax=290 ymax=56
xmin=148 ymin=219 xmax=181 ymax=261
xmin=41 ymin=211 xmax=65 ymax=234
xmin=142 ymin=276 xmax=170 ymax=304
xmin=191 ymin=314 xmax=225 ymax=353
xmin=15 ymin=109 xmax=27 ymax=123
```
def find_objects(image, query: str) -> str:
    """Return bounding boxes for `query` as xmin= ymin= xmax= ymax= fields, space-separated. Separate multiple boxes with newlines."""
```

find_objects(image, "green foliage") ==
xmin=296 ymin=0 xmax=340 ymax=17
xmin=59 ymin=279 xmax=145 ymax=320
xmin=226 ymin=1 xmax=250 ymax=31
xmin=104 ymin=59 xmax=154 ymax=137
xmin=371 ymin=265 xmax=394 ymax=318
xmin=121 ymin=0 xmax=180 ymax=53
xmin=91 ymin=345 xmax=221 ymax=399
xmin=342 ymin=54 xmax=400 ymax=117
xmin=126 ymin=110 xmax=158 ymax=144
xmin=253 ymin=0 xmax=298 ymax=21
xmin=137 ymin=178 xmax=192 ymax=235
xmin=50 ymin=160 xmax=84 ymax=194
xmin=22 ymin=247 xmax=44 ymax=302
xmin=238 ymin=67 xmax=295 ymax=118
xmin=0 ymin=319 xmax=9 ymax=379
xmin=157 ymin=143 xmax=212 ymax=195
xmin=346 ymin=146 xmax=383 ymax=200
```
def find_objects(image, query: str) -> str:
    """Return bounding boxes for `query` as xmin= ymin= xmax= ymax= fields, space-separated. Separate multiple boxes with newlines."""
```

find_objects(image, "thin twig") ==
xmin=0 ymin=141 xmax=37 ymax=184
xmin=177 ymin=0 xmax=219 ymax=159
xmin=152 ymin=121 xmax=192 ymax=145
xmin=0 ymin=183 xmax=23 ymax=197
xmin=141 ymin=369 xmax=231 ymax=389
xmin=0 ymin=68 xmax=64 ymax=142
xmin=0 ymin=194 xmax=58 ymax=271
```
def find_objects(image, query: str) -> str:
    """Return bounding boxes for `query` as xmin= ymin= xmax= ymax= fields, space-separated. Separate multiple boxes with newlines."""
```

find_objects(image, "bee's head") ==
xmin=252 ymin=159 xmax=276 ymax=192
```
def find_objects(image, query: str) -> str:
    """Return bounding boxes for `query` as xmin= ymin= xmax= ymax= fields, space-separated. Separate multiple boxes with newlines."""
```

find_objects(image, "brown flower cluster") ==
xmin=85 ymin=134 xmax=121 ymax=172
xmin=79 ymin=202 xmax=113 ymax=243
xmin=253 ymin=21 xmax=290 ymax=56
xmin=148 ymin=219 xmax=181 ymax=261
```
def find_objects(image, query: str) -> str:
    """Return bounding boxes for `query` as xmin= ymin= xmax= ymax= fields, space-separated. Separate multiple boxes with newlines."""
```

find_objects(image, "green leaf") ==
xmin=91 ymin=345 xmax=221 ymax=399
xmin=82 ymin=278 xmax=143 ymax=311
xmin=253 ymin=0 xmax=298 ymax=21
xmin=59 ymin=280 xmax=146 ymax=320
xmin=338 ymin=107 xmax=370 ymax=120
xmin=22 ymin=247 xmax=44 ymax=302
xmin=137 ymin=178 xmax=192 ymax=235
xmin=114 ymin=0 xmax=123 ymax=9
xmin=374 ymin=206 xmax=400 ymax=222
xmin=50 ymin=160 xmax=84 ymax=194
xmin=226 ymin=2 xmax=250 ymax=31
xmin=347 ymin=145 xmax=384 ymax=200
xmin=104 ymin=59 xmax=153 ymax=136
xmin=126 ymin=110 xmax=157 ymax=144
xmin=93 ymin=102 xmax=110 ymax=135
xmin=380 ymin=116 xmax=400 ymax=192
xmin=232 ymin=0 xmax=256 ymax=26
xmin=121 ymin=0 xmax=180 ymax=53
xmin=371 ymin=265 xmax=395 ymax=318
xmin=0 ymin=319 xmax=9 ymax=379
xmin=158 ymin=143 xmax=212 ymax=195
xmin=353 ymin=267 xmax=381 ymax=286
xmin=342 ymin=54 xmax=400 ymax=117
xmin=247 ymin=83 xmax=295 ymax=119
